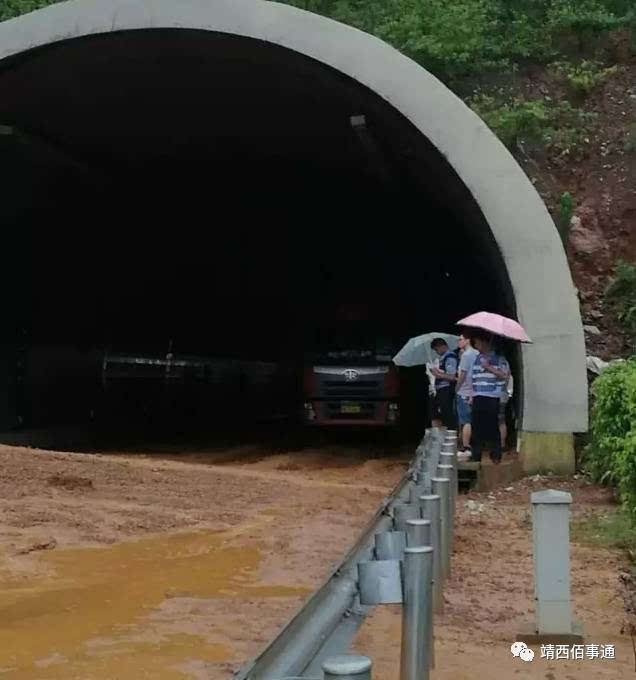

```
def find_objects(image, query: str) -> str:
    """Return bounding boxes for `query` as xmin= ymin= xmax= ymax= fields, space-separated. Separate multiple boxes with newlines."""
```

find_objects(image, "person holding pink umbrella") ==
xmin=457 ymin=312 xmax=531 ymax=464
xmin=464 ymin=329 xmax=510 ymax=464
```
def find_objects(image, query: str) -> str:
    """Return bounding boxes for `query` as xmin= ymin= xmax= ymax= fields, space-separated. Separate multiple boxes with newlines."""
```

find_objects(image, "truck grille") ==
xmin=315 ymin=370 xmax=386 ymax=399
xmin=323 ymin=380 xmax=381 ymax=398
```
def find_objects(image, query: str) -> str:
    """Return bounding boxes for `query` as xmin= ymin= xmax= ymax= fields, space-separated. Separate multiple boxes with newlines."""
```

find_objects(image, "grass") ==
xmin=571 ymin=509 xmax=636 ymax=557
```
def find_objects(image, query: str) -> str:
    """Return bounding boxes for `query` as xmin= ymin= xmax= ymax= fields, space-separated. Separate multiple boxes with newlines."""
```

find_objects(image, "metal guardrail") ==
xmin=234 ymin=427 xmax=460 ymax=680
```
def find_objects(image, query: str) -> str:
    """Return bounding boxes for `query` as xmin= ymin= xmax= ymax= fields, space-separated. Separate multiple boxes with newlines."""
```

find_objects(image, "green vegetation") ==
xmin=551 ymin=60 xmax=618 ymax=96
xmin=572 ymin=510 xmax=636 ymax=556
xmin=3 ymin=1 xmax=633 ymax=80
xmin=606 ymin=262 xmax=636 ymax=337
xmin=468 ymin=95 xmax=548 ymax=147
xmin=583 ymin=359 xmax=636 ymax=520
xmin=0 ymin=0 xmax=58 ymax=22
xmin=468 ymin=95 xmax=595 ymax=155
xmin=283 ymin=2 xmax=624 ymax=156
xmin=285 ymin=0 xmax=634 ymax=81
xmin=558 ymin=191 xmax=573 ymax=242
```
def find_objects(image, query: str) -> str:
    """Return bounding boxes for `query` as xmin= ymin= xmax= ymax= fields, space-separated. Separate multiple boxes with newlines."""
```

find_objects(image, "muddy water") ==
xmin=0 ymin=530 xmax=310 ymax=679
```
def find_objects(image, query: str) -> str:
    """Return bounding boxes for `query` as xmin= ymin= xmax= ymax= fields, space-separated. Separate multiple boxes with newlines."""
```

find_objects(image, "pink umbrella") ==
xmin=456 ymin=311 xmax=532 ymax=343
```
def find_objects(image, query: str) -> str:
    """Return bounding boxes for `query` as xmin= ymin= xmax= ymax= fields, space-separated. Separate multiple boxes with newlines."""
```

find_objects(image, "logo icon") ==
xmin=511 ymin=642 xmax=534 ymax=662
xmin=343 ymin=369 xmax=359 ymax=381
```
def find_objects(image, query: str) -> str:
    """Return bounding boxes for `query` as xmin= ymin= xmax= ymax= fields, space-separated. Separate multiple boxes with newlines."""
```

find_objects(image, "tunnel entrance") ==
xmin=0 ymin=28 xmax=517 ymax=442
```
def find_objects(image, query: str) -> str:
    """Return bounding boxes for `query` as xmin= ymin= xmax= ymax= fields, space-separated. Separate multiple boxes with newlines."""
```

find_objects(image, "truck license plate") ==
xmin=341 ymin=404 xmax=361 ymax=414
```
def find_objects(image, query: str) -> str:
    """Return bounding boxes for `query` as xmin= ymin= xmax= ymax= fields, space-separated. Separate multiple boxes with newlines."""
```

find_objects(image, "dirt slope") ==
xmin=510 ymin=54 xmax=636 ymax=358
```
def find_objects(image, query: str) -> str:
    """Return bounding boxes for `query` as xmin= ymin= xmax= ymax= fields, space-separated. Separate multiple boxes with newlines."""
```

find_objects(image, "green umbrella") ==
xmin=392 ymin=332 xmax=459 ymax=367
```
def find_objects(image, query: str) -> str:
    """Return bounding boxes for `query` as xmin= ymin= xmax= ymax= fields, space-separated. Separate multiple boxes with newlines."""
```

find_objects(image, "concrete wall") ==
xmin=0 ymin=0 xmax=588 ymax=469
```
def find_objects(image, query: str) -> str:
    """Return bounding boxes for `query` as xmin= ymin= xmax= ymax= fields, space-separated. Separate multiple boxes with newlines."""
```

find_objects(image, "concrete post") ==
xmin=531 ymin=489 xmax=573 ymax=634
xmin=323 ymin=655 xmax=372 ymax=680
xmin=431 ymin=478 xmax=451 ymax=579
xmin=405 ymin=518 xmax=431 ymax=548
xmin=419 ymin=494 xmax=442 ymax=613
xmin=400 ymin=547 xmax=434 ymax=680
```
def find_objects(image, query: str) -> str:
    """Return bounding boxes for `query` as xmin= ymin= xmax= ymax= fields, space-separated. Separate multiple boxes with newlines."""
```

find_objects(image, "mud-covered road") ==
xmin=0 ymin=440 xmax=633 ymax=679
xmin=0 ymin=440 xmax=408 ymax=679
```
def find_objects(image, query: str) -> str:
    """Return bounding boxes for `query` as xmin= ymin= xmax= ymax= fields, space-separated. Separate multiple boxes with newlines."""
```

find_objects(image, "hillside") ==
xmin=2 ymin=0 xmax=635 ymax=356
xmin=500 ymin=54 xmax=636 ymax=359
xmin=284 ymin=0 xmax=636 ymax=358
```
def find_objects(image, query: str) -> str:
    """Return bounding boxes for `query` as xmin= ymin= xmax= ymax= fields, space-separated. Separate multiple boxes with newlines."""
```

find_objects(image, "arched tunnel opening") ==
xmin=0 ymin=29 xmax=519 ymax=446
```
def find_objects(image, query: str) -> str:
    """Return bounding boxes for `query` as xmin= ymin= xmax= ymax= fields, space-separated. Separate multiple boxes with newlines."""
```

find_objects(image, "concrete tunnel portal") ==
xmin=0 ymin=0 xmax=587 ymax=472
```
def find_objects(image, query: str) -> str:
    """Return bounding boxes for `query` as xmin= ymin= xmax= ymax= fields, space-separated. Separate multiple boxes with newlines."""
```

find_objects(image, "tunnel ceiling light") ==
xmin=350 ymin=114 xmax=366 ymax=129
xmin=349 ymin=113 xmax=391 ymax=183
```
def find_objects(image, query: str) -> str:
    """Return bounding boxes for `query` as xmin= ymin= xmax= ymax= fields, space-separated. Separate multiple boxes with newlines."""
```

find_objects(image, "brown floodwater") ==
xmin=0 ymin=530 xmax=310 ymax=679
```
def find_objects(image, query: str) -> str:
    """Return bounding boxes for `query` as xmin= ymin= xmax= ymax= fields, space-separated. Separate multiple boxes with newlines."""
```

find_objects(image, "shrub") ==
xmin=606 ymin=261 xmax=636 ymax=337
xmin=468 ymin=95 xmax=549 ymax=146
xmin=2 ymin=1 xmax=635 ymax=83
xmin=584 ymin=359 xmax=636 ymax=520
xmin=559 ymin=191 xmax=574 ymax=241
xmin=551 ymin=60 xmax=618 ymax=95
xmin=283 ymin=1 xmax=633 ymax=82
xmin=543 ymin=100 xmax=597 ymax=156
xmin=468 ymin=95 xmax=594 ymax=154
xmin=547 ymin=0 xmax=627 ymax=35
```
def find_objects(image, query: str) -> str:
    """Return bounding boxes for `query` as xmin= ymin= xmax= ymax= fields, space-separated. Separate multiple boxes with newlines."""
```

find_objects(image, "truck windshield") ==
xmin=311 ymin=324 xmax=396 ymax=365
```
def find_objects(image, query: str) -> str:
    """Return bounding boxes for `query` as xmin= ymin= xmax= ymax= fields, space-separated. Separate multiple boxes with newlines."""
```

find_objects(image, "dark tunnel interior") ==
xmin=0 ymin=29 xmax=518 ymax=440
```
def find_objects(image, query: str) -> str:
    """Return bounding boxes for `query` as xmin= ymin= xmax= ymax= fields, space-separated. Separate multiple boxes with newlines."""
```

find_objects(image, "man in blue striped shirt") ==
xmin=429 ymin=338 xmax=458 ymax=430
xmin=468 ymin=330 xmax=510 ymax=464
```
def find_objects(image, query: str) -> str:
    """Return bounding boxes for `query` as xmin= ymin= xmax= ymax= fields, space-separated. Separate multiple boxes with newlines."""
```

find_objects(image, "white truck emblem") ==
xmin=343 ymin=369 xmax=359 ymax=381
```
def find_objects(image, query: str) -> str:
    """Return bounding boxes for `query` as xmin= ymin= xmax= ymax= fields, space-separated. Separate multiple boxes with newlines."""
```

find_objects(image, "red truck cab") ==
xmin=301 ymin=304 xmax=400 ymax=426
xmin=302 ymin=358 xmax=399 ymax=426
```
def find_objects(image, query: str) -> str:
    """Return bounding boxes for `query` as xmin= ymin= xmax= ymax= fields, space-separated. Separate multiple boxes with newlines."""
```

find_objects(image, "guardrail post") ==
xmin=436 ymin=463 xmax=455 ymax=555
xmin=443 ymin=431 xmax=457 ymax=449
xmin=323 ymin=655 xmax=372 ymax=680
xmin=409 ymin=483 xmax=430 ymax=505
xmin=234 ymin=438 xmax=439 ymax=680
xmin=431 ymin=477 xmax=451 ymax=579
xmin=374 ymin=531 xmax=406 ymax=560
xmin=358 ymin=560 xmax=403 ymax=605
xmin=400 ymin=546 xmax=434 ymax=680
xmin=441 ymin=442 xmax=456 ymax=458
xmin=404 ymin=519 xmax=435 ymax=669
xmin=419 ymin=494 xmax=442 ymax=613
xmin=393 ymin=503 xmax=421 ymax=532
xmin=405 ymin=518 xmax=431 ymax=548
xmin=439 ymin=453 xmax=458 ymax=541
xmin=426 ymin=440 xmax=441 ymax=481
